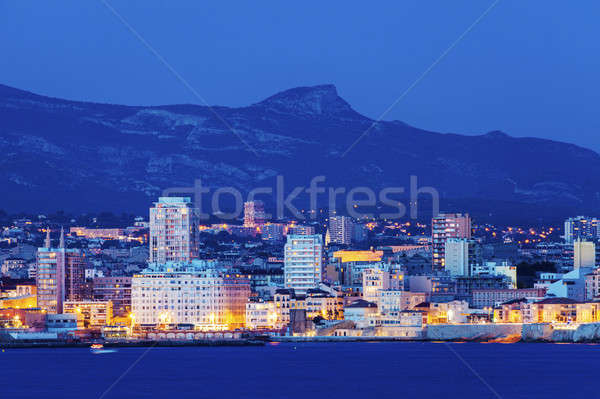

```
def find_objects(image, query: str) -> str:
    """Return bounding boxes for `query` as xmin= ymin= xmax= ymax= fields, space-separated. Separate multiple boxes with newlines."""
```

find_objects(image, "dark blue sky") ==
xmin=1 ymin=0 xmax=599 ymax=151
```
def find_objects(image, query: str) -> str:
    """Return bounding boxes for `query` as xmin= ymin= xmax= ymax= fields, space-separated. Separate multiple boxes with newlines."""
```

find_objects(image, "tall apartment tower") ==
xmin=328 ymin=216 xmax=354 ymax=245
xmin=243 ymin=201 xmax=266 ymax=228
xmin=444 ymin=238 xmax=482 ymax=277
xmin=36 ymin=228 xmax=86 ymax=314
xmin=149 ymin=197 xmax=199 ymax=264
xmin=284 ymin=234 xmax=323 ymax=293
xmin=432 ymin=213 xmax=472 ymax=270
xmin=564 ymin=216 xmax=599 ymax=244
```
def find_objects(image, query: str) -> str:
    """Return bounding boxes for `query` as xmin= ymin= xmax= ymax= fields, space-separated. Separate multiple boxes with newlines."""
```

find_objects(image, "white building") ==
xmin=245 ymin=301 xmax=282 ymax=330
xmin=574 ymin=239 xmax=595 ymax=269
xmin=362 ymin=266 xmax=404 ymax=303
xmin=444 ymin=238 xmax=480 ymax=277
xmin=149 ymin=197 xmax=199 ymax=264
xmin=546 ymin=267 xmax=593 ymax=302
xmin=344 ymin=299 xmax=378 ymax=328
xmin=378 ymin=291 xmax=427 ymax=315
xmin=284 ymin=234 xmax=323 ymax=293
xmin=131 ymin=265 xmax=250 ymax=330
xmin=472 ymin=261 xmax=517 ymax=289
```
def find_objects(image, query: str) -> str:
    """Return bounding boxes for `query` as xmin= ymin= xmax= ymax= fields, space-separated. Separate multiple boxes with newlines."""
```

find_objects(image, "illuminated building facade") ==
xmin=69 ymin=227 xmax=124 ymax=240
xmin=131 ymin=268 xmax=250 ymax=330
xmin=245 ymin=300 xmax=281 ymax=330
xmin=149 ymin=197 xmax=199 ymax=264
xmin=36 ymin=229 xmax=86 ymax=314
xmin=92 ymin=276 xmax=132 ymax=316
xmin=328 ymin=216 xmax=354 ymax=245
xmin=272 ymin=288 xmax=343 ymax=326
xmin=64 ymin=300 xmax=113 ymax=328
xmin=261 ymin=223 xmax=285 ymax=242
xmin=284 ymin=234 xmax=323 ymax=293
xmin=362 ymin=266 xmax=404 ymax=303
xmin=432 ymin=213 xmax=472 ymax=270
xmin=243 ymin=200 xmax=266 ymax=228
xmin=564 ymin=216 xmax=599 ymax=244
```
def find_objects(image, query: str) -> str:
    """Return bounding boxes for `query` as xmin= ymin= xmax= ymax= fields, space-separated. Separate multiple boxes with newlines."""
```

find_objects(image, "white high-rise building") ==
xmin=432 ymin=213 xmax=471 ymax=270
xmin=149 ymin=197 xmax=198 ymax=264
xmin=284 ymin=234 xmax=323 ymax=293
xmin=328 ymin=216 xmax=353 ymax=245
xmin=574 ymin=239 xmax=596 ymax=269
xmin=444 ymin=238 xmax=481 ymax=277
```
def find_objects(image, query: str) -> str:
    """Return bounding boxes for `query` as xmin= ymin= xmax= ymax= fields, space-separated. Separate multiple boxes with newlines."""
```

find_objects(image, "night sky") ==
xmin=1 ymin=0 xmax=598 ymax=151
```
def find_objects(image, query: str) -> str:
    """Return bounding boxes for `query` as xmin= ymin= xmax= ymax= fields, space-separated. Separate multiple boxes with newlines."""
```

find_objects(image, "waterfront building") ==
xmin=522 ymin=298 xmax=600 ymax=323
xmin=131 ymin=267 xmax=250 ymax=330
xmin=92 ymin=276 xmax=132 ymax=316
xmin=36 ymin=229 xmax=86 ymax=314
xmin=471 ymin=288 xmax=546 ymax=309
xmin=272 ymin=288 xmax=343 ymax=325
xmin=493 ymin=298 xmax=528 ymax=323
xmin=149 ymin=197 xmax=199 ymax=264
xmin=328 ymin=216 xmax=354 ymax=245
xmin=344 ymin=299 xmax=378 ymax=328
xmin=574 ymin=239 xmax=596 ymax=269
xmin=245 ymin=300 xmax=281 ymax=330
xmin=444 ymin=238 xmax=481 ymax=277
xmin=284 ymin=234 xmax=323 ymax=293
xmin=243 ymin=201 xmax=266 ymax=228
xmin=378 ymin=291 xmax=427 ymax=316
xmin=432 ymin=213 xmax=471 ymax=270
xmin=564 ymin=216 xmax=599 ymax=244
xmin=63 ymin=300 xmax=113 ymax=328
xmin=414 ymin=300 xmax=469 ymax=324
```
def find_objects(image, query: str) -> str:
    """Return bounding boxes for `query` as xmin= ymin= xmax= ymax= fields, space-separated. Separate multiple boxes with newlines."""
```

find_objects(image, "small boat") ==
xmin=90 ymin=343 xmax=117 ymax=354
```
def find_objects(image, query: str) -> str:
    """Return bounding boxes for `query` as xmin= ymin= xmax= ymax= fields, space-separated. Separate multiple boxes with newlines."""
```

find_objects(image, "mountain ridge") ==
xmin=0 ymin=82 xmax=598 ymax=221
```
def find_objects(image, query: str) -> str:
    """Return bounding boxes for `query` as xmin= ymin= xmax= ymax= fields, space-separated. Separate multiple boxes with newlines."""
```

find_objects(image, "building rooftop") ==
xmin=536 ymin=297 xmax=579 ymax=305
xmin=345 ymin=299 xmax=377 ymax=309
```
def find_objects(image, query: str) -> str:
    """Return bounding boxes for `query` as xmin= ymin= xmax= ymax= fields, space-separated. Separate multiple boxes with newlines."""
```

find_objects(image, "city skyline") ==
xmin=2 ymin=1 xmax=600 ymax=397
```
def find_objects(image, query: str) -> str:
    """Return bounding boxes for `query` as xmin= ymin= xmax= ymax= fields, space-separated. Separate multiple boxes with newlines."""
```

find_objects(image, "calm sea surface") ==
xmin=1 ymin=342 xmax=598 ymax=398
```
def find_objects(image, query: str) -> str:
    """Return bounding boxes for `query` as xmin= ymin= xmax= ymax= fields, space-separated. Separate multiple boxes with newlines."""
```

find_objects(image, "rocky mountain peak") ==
xmin=254 ymin=84 xmax=360 ymax=118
